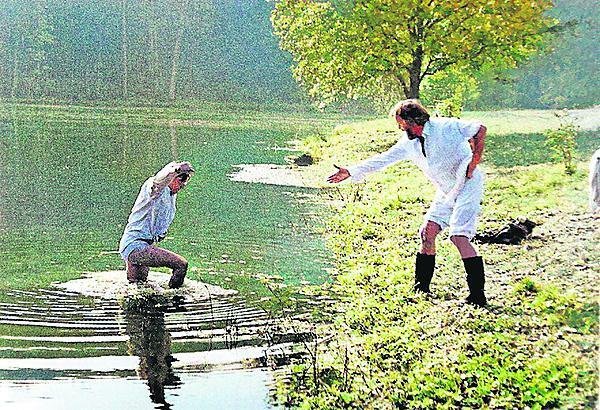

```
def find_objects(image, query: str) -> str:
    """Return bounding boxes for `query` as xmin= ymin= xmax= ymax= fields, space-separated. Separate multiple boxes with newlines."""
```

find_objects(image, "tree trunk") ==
xmin=121 ymin=0 xmax=129 ymax=100
xmin=169 ymin=27 xmax=182 ymax=101
xmin=34 ymin=59 xmax=42 ymax=99
xmin=145 ymin=0 xmax=160 ymax=98
xmin=405 ymin=23 xmax=425 ymax=99
xmin=169 ymin=0 xmax=188 ymax=101
xmin=11 ymin=33 xmax=23 ymax=100
xmin=407 ymin=46 xmax=423 ymax=99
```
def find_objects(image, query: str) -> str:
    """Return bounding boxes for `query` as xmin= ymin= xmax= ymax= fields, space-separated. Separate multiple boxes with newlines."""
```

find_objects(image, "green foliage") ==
xmin=471 ymin=0 xmax=599 ymax=109
xmin=276 ymin=111 xmax=598 ymax=409
xmin=0 ymin=0 xmax=299 ymax=104
xmin=272 ymin=0 xmax=555 ymax=108
xmin=420 ymin=68 xmax=480 ymax=117
xmin=299 ymin=133 xmax=330 ymax=162
xmin=544 ymin=113 xmax=578 ymax=175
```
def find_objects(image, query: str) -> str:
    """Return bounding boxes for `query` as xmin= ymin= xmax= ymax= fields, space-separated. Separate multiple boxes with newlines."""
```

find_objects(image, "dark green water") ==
xmin=0 ymin=104 xmax=345 ymax=292
xmin=0 ymin=103 xmax=354 ymax=409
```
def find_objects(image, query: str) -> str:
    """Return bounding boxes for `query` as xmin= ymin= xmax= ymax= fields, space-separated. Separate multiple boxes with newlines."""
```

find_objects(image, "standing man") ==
xmin=590 ymin=148 xmax=600 ymax=213
xmin=119 ymin=161 xmax=195 ymax=288
xmin=328 ymin=100 xmax=488 ymax=306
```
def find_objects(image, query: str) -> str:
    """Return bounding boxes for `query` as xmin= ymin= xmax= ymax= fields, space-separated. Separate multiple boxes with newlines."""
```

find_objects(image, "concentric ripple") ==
xmin=0 ymin=287 xmax=281 ymax=362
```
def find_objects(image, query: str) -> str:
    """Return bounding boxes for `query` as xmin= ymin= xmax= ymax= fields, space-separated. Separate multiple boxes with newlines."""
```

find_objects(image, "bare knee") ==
xmin=450 ymin=235 xmax=467 ymax=246
xmin=420 ymin=221 xmax=441 ymax=254
xmin=450 ymin=235 xmax=478 ymax=258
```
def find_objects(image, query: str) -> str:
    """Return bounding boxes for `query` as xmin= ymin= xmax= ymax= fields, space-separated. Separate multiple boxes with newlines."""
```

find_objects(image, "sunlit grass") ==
xmin=276 ymin=108 xmax=599 ymax=409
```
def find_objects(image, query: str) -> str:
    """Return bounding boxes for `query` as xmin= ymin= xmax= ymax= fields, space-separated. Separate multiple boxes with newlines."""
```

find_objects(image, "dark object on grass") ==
xmin=293 ymin=154 xmax=313 ymax=166
xmin=475 ymin=219 xmax=537 ymax=245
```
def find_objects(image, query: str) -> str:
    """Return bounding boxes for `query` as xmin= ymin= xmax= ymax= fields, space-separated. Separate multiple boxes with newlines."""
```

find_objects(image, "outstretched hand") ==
xmin=327 ymin=165 xmax=350 ymax=184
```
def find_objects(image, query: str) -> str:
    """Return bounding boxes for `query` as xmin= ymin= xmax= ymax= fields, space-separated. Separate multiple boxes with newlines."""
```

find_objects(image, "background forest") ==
xmin=0 ymin=0 xmax=596 ymax=109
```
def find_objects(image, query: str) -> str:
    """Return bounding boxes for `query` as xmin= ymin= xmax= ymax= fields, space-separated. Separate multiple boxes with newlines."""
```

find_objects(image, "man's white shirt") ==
xmin=118 ymin=163 xmax=179 ymax=260
xmin=347 ymin=117 xmax=483 ymax=202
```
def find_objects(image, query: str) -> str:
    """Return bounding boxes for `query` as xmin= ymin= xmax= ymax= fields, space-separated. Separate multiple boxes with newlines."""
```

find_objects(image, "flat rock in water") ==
xmin=54 ymin=270 xmax=237 ymax=301
xmin=228 ymin=163 xmax=319 ymax=188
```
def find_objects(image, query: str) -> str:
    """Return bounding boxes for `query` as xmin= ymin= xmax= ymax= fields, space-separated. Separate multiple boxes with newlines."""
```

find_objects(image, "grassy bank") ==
xmin=277 ymin=111 xmax=599 ymax=408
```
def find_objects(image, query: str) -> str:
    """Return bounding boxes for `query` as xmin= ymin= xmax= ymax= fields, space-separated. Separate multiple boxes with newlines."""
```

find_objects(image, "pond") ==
xmin=0 ymin=103 xmax=354 ymax=409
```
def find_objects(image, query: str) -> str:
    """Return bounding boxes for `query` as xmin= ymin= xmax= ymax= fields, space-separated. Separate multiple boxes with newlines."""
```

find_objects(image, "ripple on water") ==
xmin=0 ymin=274 xmax=289 ymax=369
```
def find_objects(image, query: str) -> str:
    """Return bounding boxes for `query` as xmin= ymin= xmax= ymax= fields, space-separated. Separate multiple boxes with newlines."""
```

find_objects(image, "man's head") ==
xmin=169 ymin=162 xmax=195 ymax=194
xmin=391 ymin=99 xmax=430 ymax=139
xmin=168 ymin=173 xmax=191 ymax=194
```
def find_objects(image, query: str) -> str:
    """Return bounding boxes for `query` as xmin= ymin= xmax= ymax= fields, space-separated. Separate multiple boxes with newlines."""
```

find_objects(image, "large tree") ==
xmin=272 ymin=0 xmax=555 ymax=107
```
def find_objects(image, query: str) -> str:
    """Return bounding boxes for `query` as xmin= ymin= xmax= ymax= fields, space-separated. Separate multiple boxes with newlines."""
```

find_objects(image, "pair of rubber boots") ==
xmin=414 ymin=253 xmax=487 ymax=306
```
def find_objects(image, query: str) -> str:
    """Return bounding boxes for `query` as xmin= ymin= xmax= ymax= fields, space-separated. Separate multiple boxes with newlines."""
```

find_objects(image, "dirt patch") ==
xmin=475 ymin=218 xmax=537 ymax=244
xmin=482 ymin=211 xmax=599 ymax=299
xmin=54 ymin=270 xmax=237 ymax=301
xmin=567 ymin=106 xmax=600 ymax=130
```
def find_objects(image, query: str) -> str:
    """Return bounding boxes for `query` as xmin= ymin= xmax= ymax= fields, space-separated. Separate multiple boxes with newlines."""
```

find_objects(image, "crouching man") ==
xmin=328 ymin=100 xmax=488 ymax=306
xmin=119 ymin=161 xmax=195 ymax=288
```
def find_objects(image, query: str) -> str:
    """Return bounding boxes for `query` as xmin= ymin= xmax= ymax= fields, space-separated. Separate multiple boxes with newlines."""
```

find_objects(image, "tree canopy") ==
xmin=271 ymin=0 xmax=555 ymax=108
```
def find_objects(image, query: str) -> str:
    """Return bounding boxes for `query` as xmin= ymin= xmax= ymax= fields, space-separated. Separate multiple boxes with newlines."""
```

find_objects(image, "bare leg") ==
xmin=128 ymin=246 xmax=188 ymax=288
xmin=449 ymin=235 xmax=478 ymax=258
xmin=420 ymin=221 xmax=442 ymax=255
xmin=414 ymin=221 xmax=442 ymax=293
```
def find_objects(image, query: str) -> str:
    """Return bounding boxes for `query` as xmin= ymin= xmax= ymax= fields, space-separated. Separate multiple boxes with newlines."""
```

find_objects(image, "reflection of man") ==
xmin=328 ymin=100 xmax=488 ymax=306
xmin=125 ymin=303 xmax=180 ymax=409
xmin=119 ymin=161 xmax=194 ymax=288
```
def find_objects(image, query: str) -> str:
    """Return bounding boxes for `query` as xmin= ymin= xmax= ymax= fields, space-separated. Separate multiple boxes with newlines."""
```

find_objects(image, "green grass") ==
xmin=276 ymin=109 xmax=599 ymax=409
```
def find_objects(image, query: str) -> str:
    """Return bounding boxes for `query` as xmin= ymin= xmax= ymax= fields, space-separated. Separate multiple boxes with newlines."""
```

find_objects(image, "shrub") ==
xmin=544 ymin=112 xmax=578 ymax=175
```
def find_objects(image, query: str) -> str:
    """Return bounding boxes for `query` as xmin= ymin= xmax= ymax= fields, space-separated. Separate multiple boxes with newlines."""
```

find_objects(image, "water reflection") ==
xmin=124 ymin=295 xmax=183 ymax=409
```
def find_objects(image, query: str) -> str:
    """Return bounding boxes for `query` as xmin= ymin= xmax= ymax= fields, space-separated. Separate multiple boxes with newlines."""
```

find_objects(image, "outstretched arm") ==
xmin=466 ymin=125 xmax=486 ymax=179
xmin=328 ymin=138 xmax=410 ymax=184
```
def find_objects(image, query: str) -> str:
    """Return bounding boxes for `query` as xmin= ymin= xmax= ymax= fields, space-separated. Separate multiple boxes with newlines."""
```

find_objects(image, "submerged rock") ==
xmin=53 ymin=270 xmax=237 ymax=301
xmin=293 ymin=154 xmax=314 ymax=166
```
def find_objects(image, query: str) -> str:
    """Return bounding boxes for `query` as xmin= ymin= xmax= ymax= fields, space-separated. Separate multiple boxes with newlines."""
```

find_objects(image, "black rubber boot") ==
xmin=414 ymin=253 xmax=435 ymax=293
xmin=168 ymin=273 xmax=185 ymax=289
xmin=168 ymin=262 xmax=188 ymax=289
xmin=463 ymin=256 xmax=487 ymax=306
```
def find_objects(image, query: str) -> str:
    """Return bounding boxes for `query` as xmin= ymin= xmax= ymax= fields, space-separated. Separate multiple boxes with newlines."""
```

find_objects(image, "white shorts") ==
xmin=423 ymin=171 xmax=484 ymax=240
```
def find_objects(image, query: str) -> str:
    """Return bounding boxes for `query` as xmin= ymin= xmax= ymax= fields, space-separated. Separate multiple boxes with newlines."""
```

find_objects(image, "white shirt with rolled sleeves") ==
xmin=347 ymin=117 xmax=484 ymax=237
xmin=118 ymin=162 xmax=180 ymax=261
